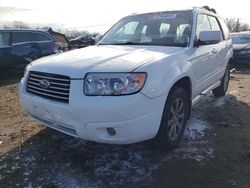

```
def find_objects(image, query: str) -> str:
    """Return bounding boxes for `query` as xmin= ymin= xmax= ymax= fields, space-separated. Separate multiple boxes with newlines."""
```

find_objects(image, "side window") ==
xmin=0 ymin=32 xmax=10 ymax=47
xmin=218 ymin=18 xmax=230 ymax=40
xmin=31 ymin=33 xmax=51 ymax=42
xmin=12 ymin=32 xmax=31 ymax=44
xmin=196 ymin=14 xmax=211 ymax=39
xmin=208 ymin=16 xmax=221 ymax=31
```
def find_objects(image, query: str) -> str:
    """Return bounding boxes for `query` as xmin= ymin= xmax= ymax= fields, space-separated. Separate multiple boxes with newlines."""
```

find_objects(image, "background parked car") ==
xmin=231 ymin=32 xmax=250 ymax=68
xmin=69 ymin=35 xmax=95 ymax=48
xmin=0 ymin=28 xmax=70 ymax=67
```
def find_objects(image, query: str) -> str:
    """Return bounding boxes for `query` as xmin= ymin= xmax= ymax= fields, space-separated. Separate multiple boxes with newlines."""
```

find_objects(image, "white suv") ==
xmin=19 ymin=7 xmax=233 ymax=149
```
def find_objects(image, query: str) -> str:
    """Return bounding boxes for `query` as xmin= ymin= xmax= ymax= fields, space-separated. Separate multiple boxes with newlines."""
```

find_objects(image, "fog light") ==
xmin=107 ymin=128 xmax=116 ymax=136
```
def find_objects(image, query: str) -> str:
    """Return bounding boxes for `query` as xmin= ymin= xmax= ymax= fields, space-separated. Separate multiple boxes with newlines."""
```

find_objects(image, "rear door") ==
xmin=11 ymin=31 xmax=32 ymax=64
xmin=31 ymin=32 xmax=54 ymax=57
xmin=217 ymin=17 xmax=232 ymax=78
xmin=0 ymin=32 xmax=12 ymax=66
xmin=207 ymin=15 xmax=227 ymax=79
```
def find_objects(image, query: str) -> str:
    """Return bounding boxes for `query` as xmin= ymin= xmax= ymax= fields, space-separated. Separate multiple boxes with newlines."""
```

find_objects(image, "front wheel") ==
xmin=155 ymin=86 xmax=189 ymax=150
xmin=212 ymin=67 xmax=230 ymax=97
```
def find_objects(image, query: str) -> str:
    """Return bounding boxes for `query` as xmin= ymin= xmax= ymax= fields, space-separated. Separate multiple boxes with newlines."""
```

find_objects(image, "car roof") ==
xmin=0 ymin=28 xmax=49 ymax=32
xmin=127 ymin=9 xmax=192 ymax=17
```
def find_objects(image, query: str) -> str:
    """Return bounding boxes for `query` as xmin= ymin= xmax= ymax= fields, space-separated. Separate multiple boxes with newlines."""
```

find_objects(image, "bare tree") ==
xmin=3 ymin=21 xmax=30 ymax=29
xmin=225 ymin=18 xmax=250 ymax=32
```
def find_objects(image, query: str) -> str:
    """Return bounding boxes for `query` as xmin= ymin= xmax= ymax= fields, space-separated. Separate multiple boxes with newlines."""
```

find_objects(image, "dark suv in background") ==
xmin=231 ymin=32 xmax=250 ymax=68
xmin=0 ymin=28 xmax=70 ymax=67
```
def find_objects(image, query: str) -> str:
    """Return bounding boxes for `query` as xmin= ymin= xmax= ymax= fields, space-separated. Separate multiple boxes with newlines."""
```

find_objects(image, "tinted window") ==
xmin=208 ymin=16 xmax=221 ymax=31
xmin=0 ymin=32 xmax=10 ymax=47
xmin=31 ymin=33 xmax=51 ymax=42
xmin=12 ymin=32 xmax=31 ymax=44
xmin=196 ymin=14 xmax=211 ymax=38
xmin=218 ymin=18 xmax=230 ymax=40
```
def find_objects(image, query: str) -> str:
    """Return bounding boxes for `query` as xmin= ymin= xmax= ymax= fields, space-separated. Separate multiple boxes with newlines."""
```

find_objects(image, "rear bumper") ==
xmin=19 ymin=77 xmax=166 ymax=144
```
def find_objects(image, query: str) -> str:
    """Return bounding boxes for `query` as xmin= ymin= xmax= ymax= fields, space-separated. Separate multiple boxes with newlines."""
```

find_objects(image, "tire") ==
xmin=212 ymin=66 xmax=230 ymax=97
xmin=155 ymin=86 xmax=189 ymax=150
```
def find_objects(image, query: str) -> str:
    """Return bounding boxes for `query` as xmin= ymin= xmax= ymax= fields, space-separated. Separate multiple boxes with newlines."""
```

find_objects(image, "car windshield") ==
xmin=99 ymin=11 xmax=192 ymax=47
xmin=231 ymin=34 xmax=250 ymax=44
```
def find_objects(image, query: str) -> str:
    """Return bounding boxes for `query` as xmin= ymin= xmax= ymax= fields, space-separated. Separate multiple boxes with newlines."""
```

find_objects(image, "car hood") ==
xmin=233 ymin=43 xmax=250 ymax=50
xmin=30 ymin=45 xmax=184 ymax=78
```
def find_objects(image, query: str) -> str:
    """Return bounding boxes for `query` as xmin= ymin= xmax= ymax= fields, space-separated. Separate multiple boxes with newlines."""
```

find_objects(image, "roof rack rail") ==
xmin=201 ymin=6 xmax=217 ymax=14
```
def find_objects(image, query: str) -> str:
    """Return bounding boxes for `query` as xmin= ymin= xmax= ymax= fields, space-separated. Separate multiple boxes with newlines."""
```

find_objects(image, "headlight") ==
xmin=84 ymin=73 xmax=147 ymax=96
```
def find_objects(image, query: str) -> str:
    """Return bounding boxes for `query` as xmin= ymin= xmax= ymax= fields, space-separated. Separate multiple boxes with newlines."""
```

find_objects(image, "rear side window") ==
xmin=208 ymin=16 xmax=221 ymax=31
xmin=196 ymin=14 xmax=211 ymax=38
xmin=0 ymin=32 xmax=10 ymax=47
xmin=31 ymin=33 xmax=52 ymax=42
xmin=218 ymin=18 xmax=230 ymax=40
xmin=12 ymin=32 xmax=31 ymax=44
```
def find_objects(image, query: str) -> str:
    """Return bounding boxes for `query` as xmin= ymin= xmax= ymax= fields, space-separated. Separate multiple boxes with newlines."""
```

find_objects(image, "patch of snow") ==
xmin=184 ymin=118 xmax=208 ymax=140
xmin=213 ymin=96 xmax=231 ymax=107
xmin=0 ymin=175 xmax=4 ymax=181
xmin=0 ymin=164 xmax=7 ymax=170
xmin=163 ymin=117 xmax=214 ymax=162
xmin=0 ymin=117 xmax=214 ymax=187
xmin=0 ymin=141 xmax=2 ymax=144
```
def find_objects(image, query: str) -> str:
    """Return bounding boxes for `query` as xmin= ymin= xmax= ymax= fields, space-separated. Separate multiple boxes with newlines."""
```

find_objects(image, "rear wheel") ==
xmin=155 ymin=86 xmax=189 ymax=150
xmin=212 ymin=67 xmax=230 ymax=97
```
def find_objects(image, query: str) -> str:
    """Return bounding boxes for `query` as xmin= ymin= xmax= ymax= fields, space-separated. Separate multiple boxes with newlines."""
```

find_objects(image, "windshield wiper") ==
xmin=99 ymin=42 xmax=144 ymax=45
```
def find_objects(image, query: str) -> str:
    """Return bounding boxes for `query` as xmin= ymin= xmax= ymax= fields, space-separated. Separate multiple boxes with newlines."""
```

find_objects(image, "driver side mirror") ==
xmin=195 ymin=30 xmax=222 ymax=47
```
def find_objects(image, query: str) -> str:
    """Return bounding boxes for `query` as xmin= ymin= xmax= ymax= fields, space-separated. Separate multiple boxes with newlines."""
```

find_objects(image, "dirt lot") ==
xmin=0 ymin=68 xmax=250 ymax=188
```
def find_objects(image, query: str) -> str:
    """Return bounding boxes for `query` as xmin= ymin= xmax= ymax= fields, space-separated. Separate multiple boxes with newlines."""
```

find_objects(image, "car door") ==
xmin=217 ymin=17 xmax=232 ymax=78
xmin=31 ymin=32 xmax=54 ymax=57
xmin=191 ymin=14 xmax=219 ymax=96
xmin=207 ymin=15 xmax=228 ymax=79
xmin=11 ymin=31 xmax=32 ymax=64
xmin=0 ymin=32 xmax=12 ymax=66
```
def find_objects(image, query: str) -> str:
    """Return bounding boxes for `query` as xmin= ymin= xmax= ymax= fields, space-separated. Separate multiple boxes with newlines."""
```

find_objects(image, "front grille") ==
xmin=26 ymin=71 xmax=71 ymax=103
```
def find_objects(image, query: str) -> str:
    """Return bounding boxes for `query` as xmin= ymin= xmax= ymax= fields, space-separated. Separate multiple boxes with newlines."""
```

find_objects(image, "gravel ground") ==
xmin=0 ymin=68 xmax=250 ymax=188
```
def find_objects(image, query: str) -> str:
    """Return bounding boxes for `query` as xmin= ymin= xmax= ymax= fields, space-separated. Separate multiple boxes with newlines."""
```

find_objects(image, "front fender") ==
xmin=136 ymin=58 xmax=193 ymax=99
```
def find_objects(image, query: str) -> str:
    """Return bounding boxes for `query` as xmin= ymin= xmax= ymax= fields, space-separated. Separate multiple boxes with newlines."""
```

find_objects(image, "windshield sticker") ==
xmin=152 ymin=14 xmax=177 ymax=20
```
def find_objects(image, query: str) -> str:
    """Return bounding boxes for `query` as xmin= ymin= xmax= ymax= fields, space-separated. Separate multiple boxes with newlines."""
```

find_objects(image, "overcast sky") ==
xmin=0 ymin=0 xmax=250 ymax=33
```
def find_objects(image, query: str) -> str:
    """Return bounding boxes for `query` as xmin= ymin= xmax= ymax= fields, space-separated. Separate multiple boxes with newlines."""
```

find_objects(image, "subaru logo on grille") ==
xmin=39 ymin=79 xmax=50 ymax=89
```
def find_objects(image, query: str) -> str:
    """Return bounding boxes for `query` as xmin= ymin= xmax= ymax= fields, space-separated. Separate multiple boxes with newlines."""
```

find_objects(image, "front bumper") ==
xmin=19 ymin=77 xmax=166 ymax=144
